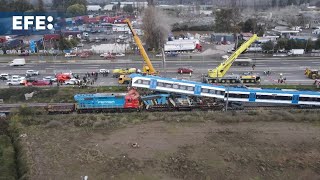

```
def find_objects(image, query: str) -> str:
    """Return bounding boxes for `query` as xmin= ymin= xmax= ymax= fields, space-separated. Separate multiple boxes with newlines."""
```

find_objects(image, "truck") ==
xmin=288 ymin=49 xmax=304 ymax=56
xmin=9 ymin=58 xmax=26 ymax=66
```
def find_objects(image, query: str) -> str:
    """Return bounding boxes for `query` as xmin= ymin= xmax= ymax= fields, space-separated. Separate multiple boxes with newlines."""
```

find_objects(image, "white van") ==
xmin=9 ymin=58 xmax=26 ymax=66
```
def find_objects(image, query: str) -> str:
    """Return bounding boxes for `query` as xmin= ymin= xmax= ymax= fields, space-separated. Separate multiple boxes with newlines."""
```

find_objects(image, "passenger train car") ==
xmin=130 ymin=74 xmax=320 ymax=106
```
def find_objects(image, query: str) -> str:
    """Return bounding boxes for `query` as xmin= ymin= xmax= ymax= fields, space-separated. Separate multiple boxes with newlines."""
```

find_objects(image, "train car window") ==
xmin=136 ymin=80 xmax=142 ymax=84
xmin=300 ymin=97 xmax=320 ymax=102
xmin=209 ymin=89 xmax=216 ymax=94
xmin=157 ymin=82 xmax=164 ymax=87
xmin=202 ymin=88 xmax=209 ymax=93
xmin=179 ymin=85 xmax=187 ymax=90
xmin=84 ymin=98 xmax=93 ymax=100
xmin=228 ymin=93 xmax=248 ymax=98
xmin=256 ymin=95 xmax=273 ymax=99
xmin=172 ymin=84 xmax=179 ymax=89
xmin=275 ymin=96 xmax=292 ymax=100
xmin=142 ymin=80 xmax=150 ymax=85
xmin=218 ymin=91 xmax=225 ymax=96
xmin=165 ymin=83 xmax=172 ymax=88
xmin=187 ymin=86 xmax=194 ymax=91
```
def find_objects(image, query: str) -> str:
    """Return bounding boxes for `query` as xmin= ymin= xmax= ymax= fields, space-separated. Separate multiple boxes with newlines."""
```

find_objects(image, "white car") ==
xmin=156 ymin=53 xmax=162 ymax=57
xmin=43 ymin=76 xmax=57 ymax=82
xmin=100 ymin=53 xmax=110 ymax=57
xmin=11 ymin=75 xmax=25 ymax=81
xmin=65 ymin=53 xmax=77 ymax=58
xmin=115 ymin=53 xmax=125 ymax=57
xmin=26 ymin=70 xmax=39 ymax=76
xmin=64 ymin=78 xmax=80 ymax=85
xmin=0 ymin=73 xmax=9 ymax=80
xmin=6 ymin=79 xmax=21 ymax=86
xmin=77 ymin=43 xmax=84 ymax=47
xmin=99 ymin=69 xmax=109 ymax=73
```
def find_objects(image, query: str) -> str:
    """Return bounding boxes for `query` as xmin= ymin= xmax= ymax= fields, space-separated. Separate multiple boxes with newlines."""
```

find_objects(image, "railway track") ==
xmin=1 ymin=103 xmax=320 ymax=114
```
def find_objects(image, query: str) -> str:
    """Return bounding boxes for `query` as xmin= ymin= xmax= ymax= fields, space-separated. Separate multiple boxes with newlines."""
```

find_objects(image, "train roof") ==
xmin=74 ymin=93 xmax=127 ymax=100
xmin=229 ymin=87 xmax=320 ymax=95
xmin=130 ymin=74 xmax=320 ymax=96
xmin=130 ymin=74 xmax=225 ymax=89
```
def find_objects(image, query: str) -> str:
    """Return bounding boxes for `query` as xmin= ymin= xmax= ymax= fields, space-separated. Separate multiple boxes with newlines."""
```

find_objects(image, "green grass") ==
xmin=0 ymin=86 xmax=128 ymax=103
xmin=0 ymin=135 xmax=17 ymax=180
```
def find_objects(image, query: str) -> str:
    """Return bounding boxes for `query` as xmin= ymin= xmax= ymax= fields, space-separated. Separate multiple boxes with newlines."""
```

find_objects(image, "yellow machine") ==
xmin=205 ymin=34 xmax=260 ymax=84
xmin=305 ymin=68 xmax=320 ymax=79
xmin=112 ymin=68 xmax=138 ymax=78
xmin=118 ymin=19 xmax=157 ymax=84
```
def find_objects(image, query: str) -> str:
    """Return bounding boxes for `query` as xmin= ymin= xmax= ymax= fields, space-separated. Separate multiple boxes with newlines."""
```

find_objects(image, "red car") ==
xmin=31 ymin=80 xmax=51 ymax=86
xmin=79 ymin=53 xmax=89 ymax=58
xmin=177 ymin=67 xmax=193 ymax=74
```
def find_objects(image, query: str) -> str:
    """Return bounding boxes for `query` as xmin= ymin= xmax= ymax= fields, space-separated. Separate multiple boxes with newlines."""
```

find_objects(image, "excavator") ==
xmin=118 ymin=19 xmax=157 ymax=84
xmin=204 ymin=34 xmax=261 ymax=84
xmin=305 ymin=68 xmax=320 ymax=79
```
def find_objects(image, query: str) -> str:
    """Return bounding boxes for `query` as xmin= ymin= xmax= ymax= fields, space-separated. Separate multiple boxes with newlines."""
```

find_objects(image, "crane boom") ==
xmin=124 ymin=19 xmax=156 ymax=74
xmin=208 ymin=34 xmax=258 ymax=78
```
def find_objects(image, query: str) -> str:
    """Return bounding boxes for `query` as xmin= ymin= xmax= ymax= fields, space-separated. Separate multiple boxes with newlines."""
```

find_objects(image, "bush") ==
xmin=0 ymin=135 xmax=17 ymax=180
xmin=45 ymin=120 xmax=63 ymax=128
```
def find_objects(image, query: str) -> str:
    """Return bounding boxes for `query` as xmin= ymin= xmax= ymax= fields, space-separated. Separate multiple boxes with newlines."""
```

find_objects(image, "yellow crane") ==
xmin=118 ymin=19 xmax=158 ymax=84
xmin=205 ymin=34 xmax=260 ymax=84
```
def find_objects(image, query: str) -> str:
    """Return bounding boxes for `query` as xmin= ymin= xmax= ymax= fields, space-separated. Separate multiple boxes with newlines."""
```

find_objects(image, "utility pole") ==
xmin=225 ymin=84 xmax=229 ymax=112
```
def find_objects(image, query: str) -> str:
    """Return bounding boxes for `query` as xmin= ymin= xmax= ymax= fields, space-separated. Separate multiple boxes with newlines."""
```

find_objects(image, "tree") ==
xmin=272 ymin=0 xmax=277 ymax=7
xmin=262 ymin=41 xmax=275 ymax=53
xmin=112 ymin=5 xmax=117 ymax=11
xmin=276 ymin=38 xmax=288 ymax=50
xmin=52 ymin=0 xmax=87 ymax=12
xmin=305 ymin=39 xmax=314 ymax=52
xmin=58 ymin=35 xmax=73 ymax=50
xmin=142 ymin=7 xmax=170 ymax=51
xmin=66 ymin=4 xmax=86 ymax=17
xmin=7 ymin=0 xmax=34 ymax=12
xmin=242 ymin=19 xmax=257 ymax=33
xmin=214 ymin=8 xmax=241 ymax=33
xmin=315 ymin=37 xmax=320 ymax=50
xmin=123 ymin=4 xmax=134 ymax=13
xmin=37 ymin=0 xmax=45 ymax=12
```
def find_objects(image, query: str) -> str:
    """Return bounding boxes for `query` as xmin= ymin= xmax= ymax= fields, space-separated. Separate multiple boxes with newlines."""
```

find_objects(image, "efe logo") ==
xmin=12 ymin=16 xmax=53 ymax=30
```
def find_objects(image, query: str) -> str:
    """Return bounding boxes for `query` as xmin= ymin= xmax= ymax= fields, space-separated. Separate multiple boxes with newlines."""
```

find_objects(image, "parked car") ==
xmin=31 ymin=80 xmax=51 ymax=86
xmin=26 ymin=70 xmax=39 ymax=76
xmin=177 ymin=67 xmax=193 ymax=74
xmin=0 ymin=73 xmax=9 ymax=80
xmin=65 ymin=53 xmax=77 ymax=58
xmin=77 ymin=43 xmax=84 ymax=47
xmin=79 ymin=53 xmax=89 ymax=58
xmin=6 ymin=79 xmax=21 ymax=86
xmin=115 ymin=53 xmax=125 ymax=57
xmin=10 ymin=75 xmax=25 ymax=81
xmin=43 ymin=76 xmax=57 ymax=82
xmin=64 ymin=78 xmax=80 ymax=85
xmin=105 ymin=54 xmax=116 ymax=59
xmin=99 ymin=69 xmax=109 ymax=73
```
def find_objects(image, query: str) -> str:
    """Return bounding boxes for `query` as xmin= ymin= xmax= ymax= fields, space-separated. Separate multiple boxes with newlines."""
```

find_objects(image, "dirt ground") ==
xmin=21 ymin=120 xmax=320 ymax=180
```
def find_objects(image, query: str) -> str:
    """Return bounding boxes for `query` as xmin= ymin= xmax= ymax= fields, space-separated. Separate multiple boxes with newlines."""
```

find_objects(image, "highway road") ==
xmin=0 ymin=56 xmax=319 ymax=88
